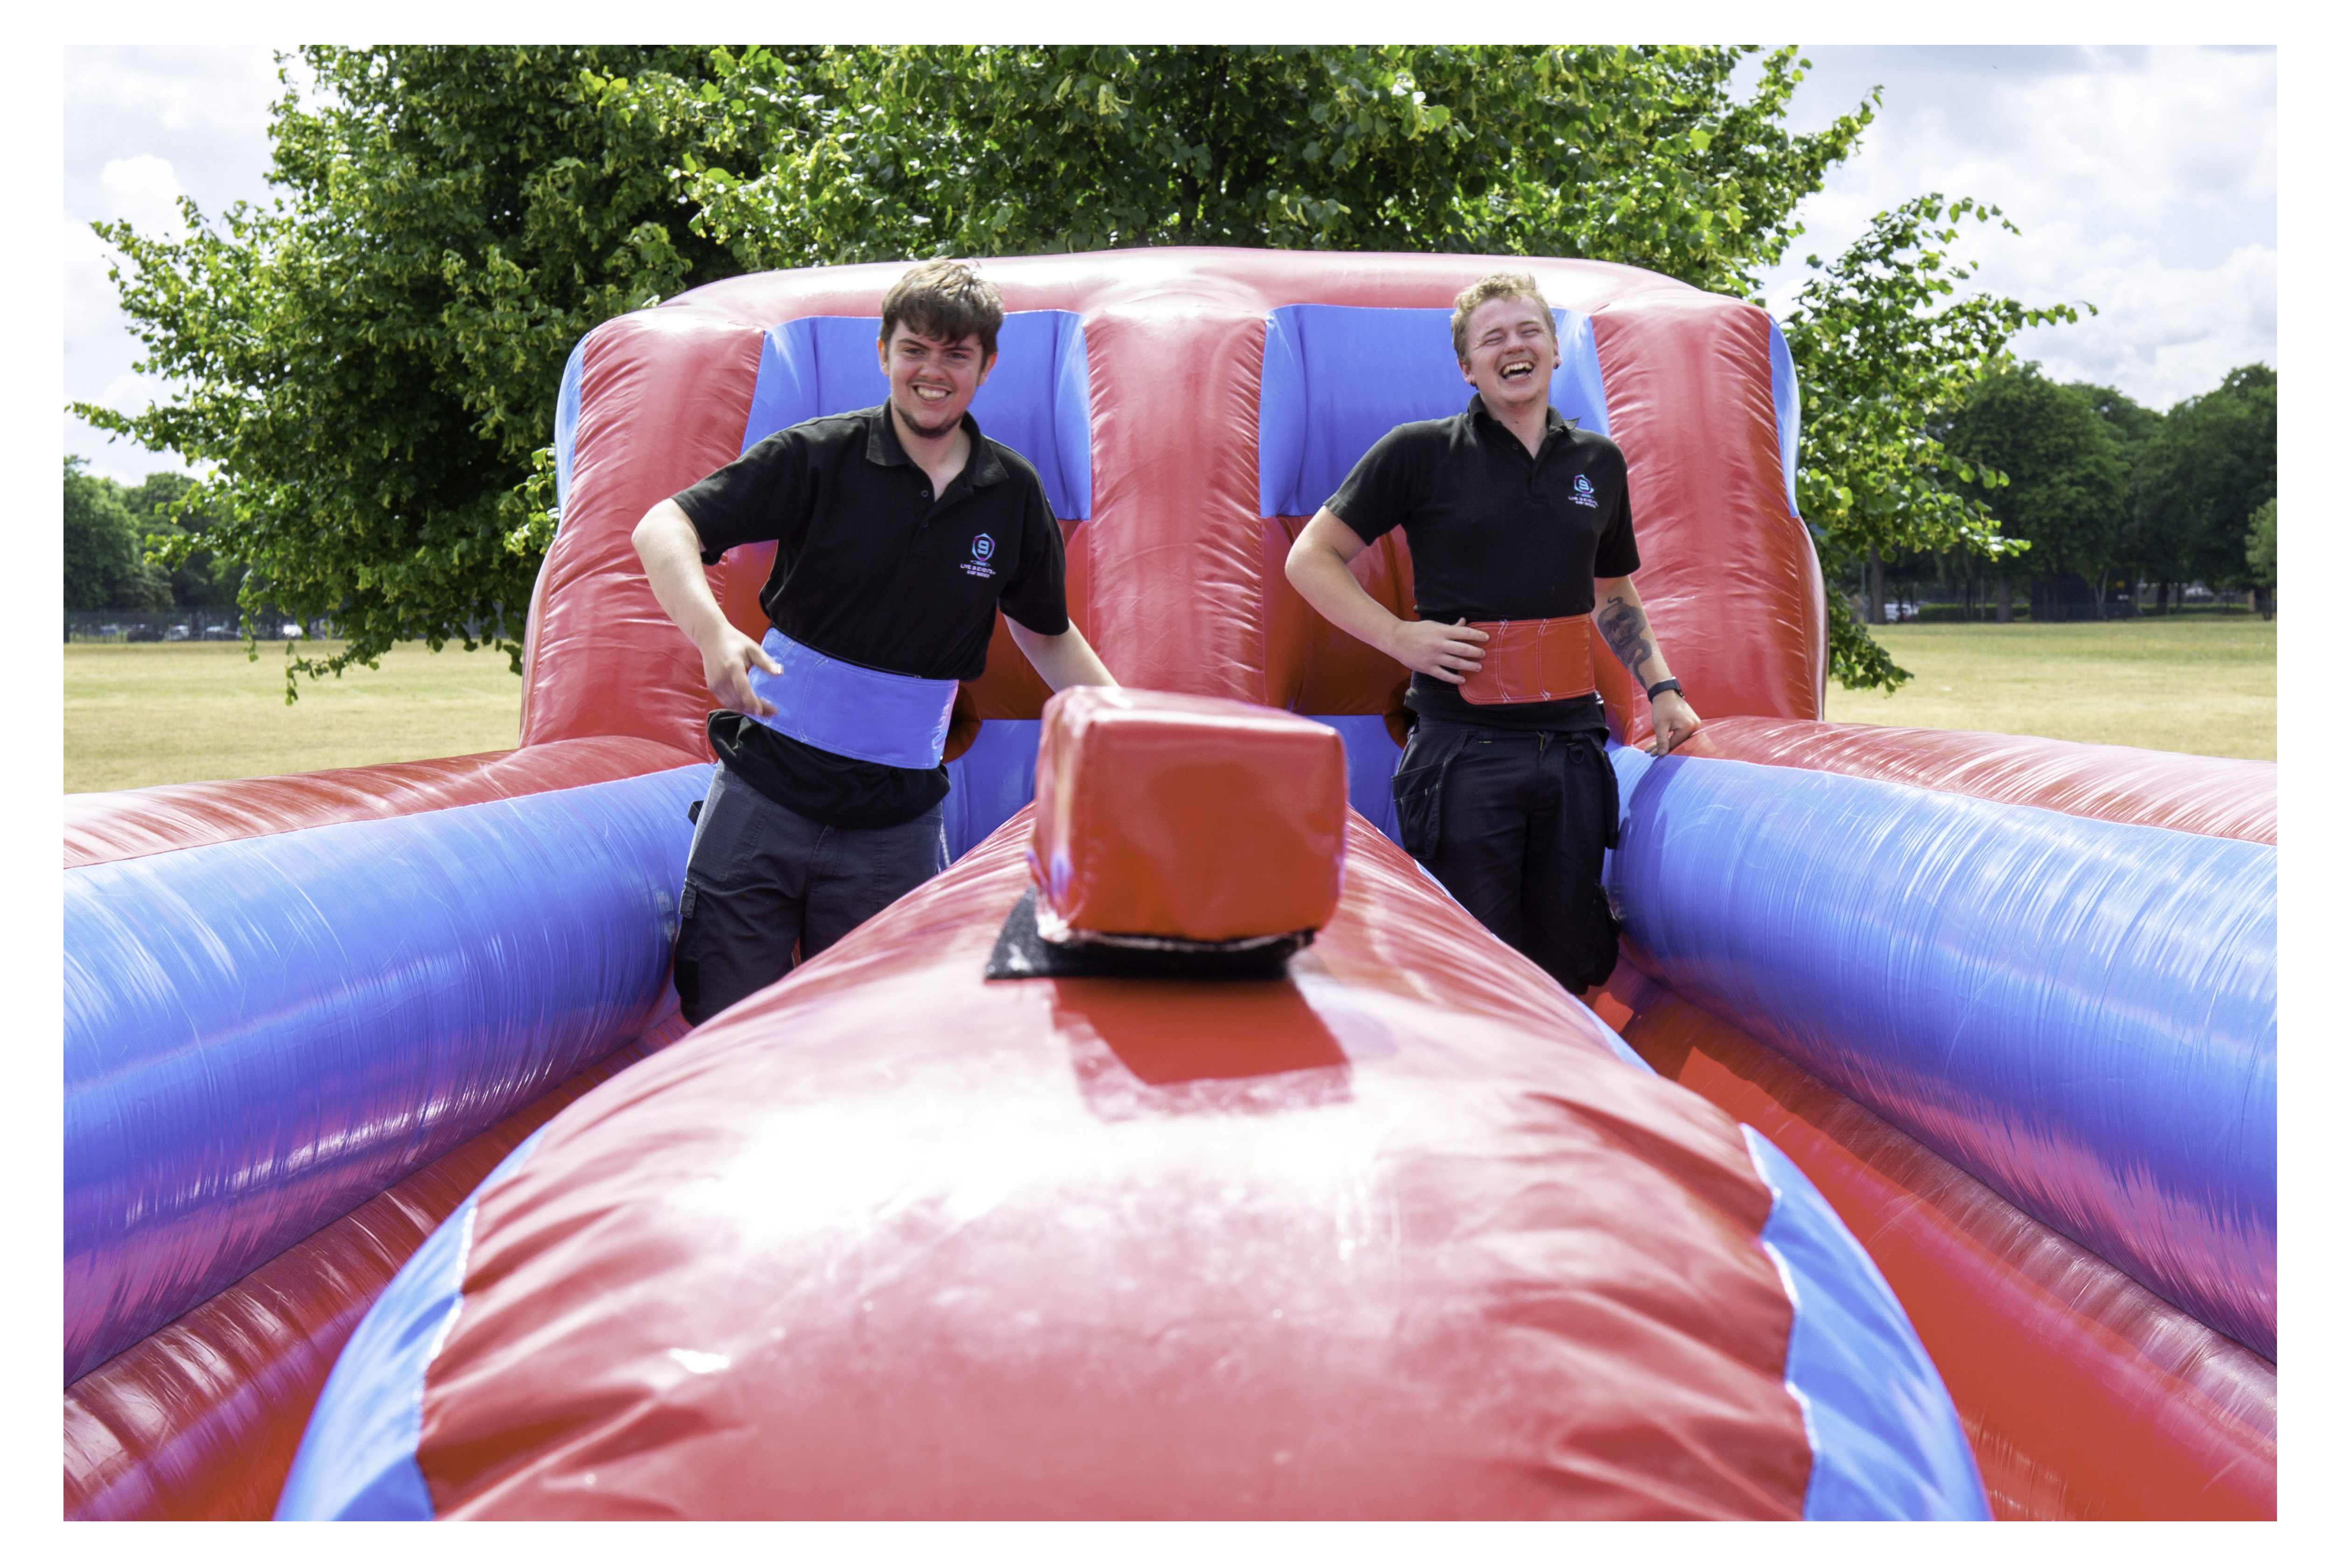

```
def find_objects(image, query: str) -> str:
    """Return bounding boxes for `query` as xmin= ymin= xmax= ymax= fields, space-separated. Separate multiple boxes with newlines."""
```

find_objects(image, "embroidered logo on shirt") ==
xmin=1569 ymin=474 xmax=1599 ymax=509
xmin=962 ymin=533 xmax=998 ymax=578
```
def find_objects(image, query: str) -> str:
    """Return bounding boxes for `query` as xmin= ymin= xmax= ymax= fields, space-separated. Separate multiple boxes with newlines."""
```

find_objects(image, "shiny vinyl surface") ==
xmin=1681 ymin=715 xmax=2275 ymax=845
xmin=283 ymin=811 xmax=1982 ymax=1519
xmin=1594 ymin=960 xmax=2274 ymax=1521
xmin=1606 ymin=747 xmax=2275 ymax=1361
xmin=1030 ymin=687 xmax=1349 ymax=942
xmin=63 ymin=1019 xmax=684 ymax=1521
xmin=63 ymin=765 xmax=710 ymax=1384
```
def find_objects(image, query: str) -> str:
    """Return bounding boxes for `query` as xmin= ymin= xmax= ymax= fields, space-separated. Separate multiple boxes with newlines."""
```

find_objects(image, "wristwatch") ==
xmin=1645 ymin=678 xmax=1685 ymax=703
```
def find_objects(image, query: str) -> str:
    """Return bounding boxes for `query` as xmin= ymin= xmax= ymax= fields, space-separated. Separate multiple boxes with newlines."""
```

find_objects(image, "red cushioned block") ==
xmin=1029 ymin=687 xmax=1347 ymax=943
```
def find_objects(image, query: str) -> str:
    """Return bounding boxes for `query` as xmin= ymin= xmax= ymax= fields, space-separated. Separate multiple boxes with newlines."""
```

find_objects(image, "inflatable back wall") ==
xmin=526 ymin=248 xmax=1824 ymax=846
xmin=65 ymin=247 xmax=2271 ymax=1522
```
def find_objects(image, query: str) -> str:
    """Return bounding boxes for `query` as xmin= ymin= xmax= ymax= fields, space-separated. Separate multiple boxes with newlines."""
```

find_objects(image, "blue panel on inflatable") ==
xmin=554 ymin=334 xmax=589 ymax=516
xmin=943 ymin=719 xmax=1043 ymax=864
xmin=274 ymin=1128 xmax=550 ymax=1521
xmin=1765 ymin=316 xmax=1800 ymax=519
xmin=738 ymin=312 xmax=1093 ymax=521
xmin=1742 ymin=1128 xmax=1990 ymax=1519
xmin=1256 ymin=303 xmax=1609 ymax=518
xmin=1607 ymin=746 xmax=2276 ymax=1361
xmin=62 ymin=765 xmax=710 ymax=1384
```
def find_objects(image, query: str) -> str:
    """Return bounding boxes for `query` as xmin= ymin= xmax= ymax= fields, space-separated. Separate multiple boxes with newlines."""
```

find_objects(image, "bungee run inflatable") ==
xmin=61 ymin=248 xmax=2273 ymax=1522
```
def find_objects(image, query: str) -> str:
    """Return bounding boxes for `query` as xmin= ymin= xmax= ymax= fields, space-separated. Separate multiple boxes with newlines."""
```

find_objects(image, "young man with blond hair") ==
xmin=634 ymin=259 xmax=1115 ymax=1023
xmin=1284 ymin=272 xmax=1701 ymax=993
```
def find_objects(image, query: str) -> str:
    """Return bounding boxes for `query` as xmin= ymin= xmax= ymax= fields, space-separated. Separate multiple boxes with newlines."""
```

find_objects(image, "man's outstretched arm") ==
xmin=1006 ymin=618 xmax=1117 ymax=691
xmin=632 ymin=498 xmax=781 ymax=717
xmin=1285 ymin=508 xmax=1489 ymax=683
xmin=1592 ymin=574 xmax=1702 ymax=756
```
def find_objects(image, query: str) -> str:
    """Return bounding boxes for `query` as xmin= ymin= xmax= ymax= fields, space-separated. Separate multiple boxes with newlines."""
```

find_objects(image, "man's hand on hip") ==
xmin=1647 ymin=689 xmax=1702 ymax=757
xmin=702 ymin=624 xmax=783 ymax=718
xmin=1389 ymin=617 xmax=1490 ymax=684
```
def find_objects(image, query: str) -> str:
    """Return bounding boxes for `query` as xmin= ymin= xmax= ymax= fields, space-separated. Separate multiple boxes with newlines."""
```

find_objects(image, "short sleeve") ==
xmin=997 ymin=481 xmax=1070 ymax=635
xmin=1593 ymin=459 xmax=1641 ymax=579
xmin=671 ymin=429 xmax=812 ymax=563
xmin=1321 ymin=427 xmax=1421 ymax=544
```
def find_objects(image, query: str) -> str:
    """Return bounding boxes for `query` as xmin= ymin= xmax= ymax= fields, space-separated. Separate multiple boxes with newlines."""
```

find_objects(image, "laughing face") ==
xmin=1457 ymin=294 xmax=1555 ymax=416
xmin=879 ymin=322 xmax=995 ymax=442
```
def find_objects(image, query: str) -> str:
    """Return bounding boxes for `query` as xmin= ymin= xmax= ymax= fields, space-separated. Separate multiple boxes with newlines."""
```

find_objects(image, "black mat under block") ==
xmin=984 ymin=888 xmax=1310 ymax=981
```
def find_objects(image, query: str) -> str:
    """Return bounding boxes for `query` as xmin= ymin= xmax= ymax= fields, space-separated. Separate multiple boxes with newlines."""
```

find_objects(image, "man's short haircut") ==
xmin=1450 ymin=273 xmax=1556 ymax=362
xmin=881 ymin=259 xmax=1006 ymax=364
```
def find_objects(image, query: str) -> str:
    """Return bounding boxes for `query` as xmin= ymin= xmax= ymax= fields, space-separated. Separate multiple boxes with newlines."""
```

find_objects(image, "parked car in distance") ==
xmin=166 ymin=625 xmax=191 ymax=641
xmin=201 ymin=625 xmax=238 ymax=639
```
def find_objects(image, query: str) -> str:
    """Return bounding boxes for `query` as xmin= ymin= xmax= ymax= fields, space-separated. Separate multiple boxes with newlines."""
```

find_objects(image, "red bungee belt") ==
xmin=1458 ymin=615 xmax=1597 ymax=706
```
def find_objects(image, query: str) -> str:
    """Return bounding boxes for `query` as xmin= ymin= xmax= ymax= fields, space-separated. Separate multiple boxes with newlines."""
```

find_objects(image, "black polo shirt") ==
xmin=1326 ymin=394 xmax=1640 ymax=733
xmin=673 ymin=403 xmax=1069 ymax=827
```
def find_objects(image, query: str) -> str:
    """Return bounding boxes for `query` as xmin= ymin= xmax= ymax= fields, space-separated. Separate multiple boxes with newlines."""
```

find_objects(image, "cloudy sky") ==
xmin=63 ymin=44 xmax=2277 ymax=484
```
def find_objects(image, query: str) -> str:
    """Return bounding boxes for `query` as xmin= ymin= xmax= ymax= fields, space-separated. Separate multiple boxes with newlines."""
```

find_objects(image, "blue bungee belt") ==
xmin=744 ymin=626 xmax=958 ymax=770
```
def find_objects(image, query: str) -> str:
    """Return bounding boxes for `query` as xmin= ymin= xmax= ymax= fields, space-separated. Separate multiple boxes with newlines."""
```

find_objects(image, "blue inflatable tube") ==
xmin=1606 ymin=746 xmax=2275 ymax=1360
xmin=63 ymin=765 xmax=709 ymax=1384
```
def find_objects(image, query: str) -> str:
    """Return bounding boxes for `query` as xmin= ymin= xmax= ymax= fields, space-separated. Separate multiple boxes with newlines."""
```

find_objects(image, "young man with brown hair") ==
xmin=1284 ymin=272 xmax=1701 ymax=993
xmin=633 ymin=260 xmax=1115 ymax=1024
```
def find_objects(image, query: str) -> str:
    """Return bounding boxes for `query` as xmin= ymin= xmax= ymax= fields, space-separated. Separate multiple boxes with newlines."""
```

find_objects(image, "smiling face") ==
xmin=1456 ymin=294 xmax=1555 ymax=414
xmin=878 ymin=322 xmax=995 ymax=442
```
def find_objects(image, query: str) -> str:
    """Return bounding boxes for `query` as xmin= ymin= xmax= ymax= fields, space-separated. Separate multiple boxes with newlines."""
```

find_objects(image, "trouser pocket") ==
xmin=1391 ymin=729 xmax=1461 ymax=861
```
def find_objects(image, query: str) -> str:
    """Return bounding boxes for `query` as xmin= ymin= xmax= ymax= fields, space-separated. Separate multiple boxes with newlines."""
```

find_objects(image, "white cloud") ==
xmin=96 ymin=154 xmax=191 ymax=240
xmin=1754 ymin=45 xmax=2276 ymax=411
xmin=63 ymin=46 xmax=284 ymax=140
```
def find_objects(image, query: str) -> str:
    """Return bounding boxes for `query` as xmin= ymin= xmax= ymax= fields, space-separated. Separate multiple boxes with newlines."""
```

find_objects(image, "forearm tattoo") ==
xmin=1595 ymin=598 xmax=1657 ymax=684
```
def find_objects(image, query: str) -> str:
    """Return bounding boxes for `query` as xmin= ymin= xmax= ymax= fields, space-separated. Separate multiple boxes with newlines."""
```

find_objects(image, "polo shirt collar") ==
xmin=868 ymin=402 xmax=1008 ymax=488
xmin=1465 ymin=392 xmax=1573 ymax=443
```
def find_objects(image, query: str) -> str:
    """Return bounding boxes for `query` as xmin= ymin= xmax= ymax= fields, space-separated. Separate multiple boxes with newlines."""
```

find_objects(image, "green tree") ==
xmin=76 ymin=45 xmax=762 ymax=695
xmin=2246 ymin=497 xmax=2275 ymax=586
xmin=623 ymin=44 xmax=1869 ymax=296
xmin=1936 ymin=362 xmax=2129 ymax=618
xmin=63 ymin=459 xmax=173 ymax=611
xmin=2131 ymin=364 xmax=2277 ymax=597
xmin=1778 ymin=199 xmax=2077 ymax=684
xmin=125 ymin=471 xmax=240 ymax=607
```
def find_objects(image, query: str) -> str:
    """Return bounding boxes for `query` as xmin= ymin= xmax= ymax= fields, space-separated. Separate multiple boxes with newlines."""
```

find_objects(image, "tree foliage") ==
xmin=2246 ymin=497 xmax=2276 ymax=587
xmin=59 ymin=459 xmax=228 ymax=611
xmin=76 ymin=46 xmax=756 ymax=693
xmin=1936 ymin=362 xmax=2129 ymax=587
xmin=2130 ymin=364 xmax=2277 ymax=592
xmin=614 ymin=45 xmax=1869 ymax=297
xmin=1777 ymin=198 xmax=2078 ymax=687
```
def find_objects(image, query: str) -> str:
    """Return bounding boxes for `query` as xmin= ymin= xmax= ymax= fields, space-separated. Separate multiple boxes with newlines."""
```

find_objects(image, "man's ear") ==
xmin=977 ymin=350 xmax=997 ymax=386
xmin=1458 ymin=358 xmax=1478 ymax=389
xmin=875 ymin=335 xmax=891 ymax=372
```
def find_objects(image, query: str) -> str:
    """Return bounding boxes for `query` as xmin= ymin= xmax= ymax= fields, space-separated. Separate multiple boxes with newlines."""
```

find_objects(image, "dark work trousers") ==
xmin=672 ymin=763 xmax=947 ymax=1025
xmin=1389 ymin=717 xmax=1621 ymax=993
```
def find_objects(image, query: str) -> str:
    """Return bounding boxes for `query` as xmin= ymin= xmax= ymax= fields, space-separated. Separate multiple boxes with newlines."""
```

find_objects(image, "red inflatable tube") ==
xmin=64 ymin=736 xmax=703 ymax=868
xmin=1588 ymin=961 xmax=2275 ymax=1521
xmin=1677 ymin=716 xmax=2275 ymax=845
xmin=404 ymin=813 xmax=1820 ymax=1519
xmin=63 ymin=1011 xmax=690 ymax=1521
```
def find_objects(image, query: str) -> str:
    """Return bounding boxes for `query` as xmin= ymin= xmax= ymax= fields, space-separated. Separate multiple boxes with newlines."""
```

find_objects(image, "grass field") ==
xmin=1826 ymin=618 xmax=2275 ymax=760
xmin=62 ymin=617 xmax=2276 ymax=792
xmin=64 ymin=639 xmax=525 ymax=793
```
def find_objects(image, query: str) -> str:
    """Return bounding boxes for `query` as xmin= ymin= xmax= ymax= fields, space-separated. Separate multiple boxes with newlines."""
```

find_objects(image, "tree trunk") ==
xmin=2156 ymin=580 xmax=2170 ymax=616
xmin=1996 ymin=576 xmax=2012 ymax=623
xmin=1867 ymin=547 xmax=1885 ymax=624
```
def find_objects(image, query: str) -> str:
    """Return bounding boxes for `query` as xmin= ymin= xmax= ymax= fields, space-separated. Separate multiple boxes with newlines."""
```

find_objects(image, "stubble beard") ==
xmin=895 ymin=400 xmax=964 ymax=443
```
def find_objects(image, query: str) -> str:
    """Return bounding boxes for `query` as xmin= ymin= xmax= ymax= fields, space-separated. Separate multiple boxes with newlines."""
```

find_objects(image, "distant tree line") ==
xmin=1867 ymin=361 xmax=2276 ymax=622
xmin=62 ymin=458 xmax=241 ymax=611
